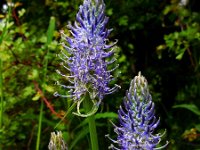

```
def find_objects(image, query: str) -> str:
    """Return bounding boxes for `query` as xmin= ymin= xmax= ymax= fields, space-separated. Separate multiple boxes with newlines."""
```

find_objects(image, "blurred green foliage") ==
xmin=0 ymin=0 xmax=200 ymax=149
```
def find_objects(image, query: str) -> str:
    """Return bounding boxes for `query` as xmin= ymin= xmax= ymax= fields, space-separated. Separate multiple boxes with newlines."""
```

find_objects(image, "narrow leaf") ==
xmin=46 ymin=16 xmax=56 ymax=45
xmin=173 ymin=104 xmax=200 ymax=116
xmin=95 ymin=112 xmax=118 ymax=119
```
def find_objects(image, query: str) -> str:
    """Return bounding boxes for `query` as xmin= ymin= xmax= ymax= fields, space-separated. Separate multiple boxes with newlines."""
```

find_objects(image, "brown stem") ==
xmin=179 ymin=23 xmax=196 ymax=69
xmin=33 ymin=80 xmax=64 ymax=119
xmin=186 ymin=48 xmax=195 ymax=68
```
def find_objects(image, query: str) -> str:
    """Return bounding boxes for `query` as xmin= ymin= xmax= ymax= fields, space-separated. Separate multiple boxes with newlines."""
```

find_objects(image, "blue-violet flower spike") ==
xmin=55 ymin=0 xmax=119 ymax=117
xmin=107 ymin=72 xmax=168 ymax=150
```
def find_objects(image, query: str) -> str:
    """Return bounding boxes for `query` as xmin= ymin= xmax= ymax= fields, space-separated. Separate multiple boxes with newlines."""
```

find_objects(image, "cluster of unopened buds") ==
xmin=48 ymin=131 xmax=67 ymax=150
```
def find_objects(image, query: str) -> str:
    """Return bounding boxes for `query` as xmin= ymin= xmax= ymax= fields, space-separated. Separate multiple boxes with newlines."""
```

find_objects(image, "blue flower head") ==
xmin=107 ymin=72 xmax=168 ymax=150
xmin=55 ymin=0 xmax=119 ymax=117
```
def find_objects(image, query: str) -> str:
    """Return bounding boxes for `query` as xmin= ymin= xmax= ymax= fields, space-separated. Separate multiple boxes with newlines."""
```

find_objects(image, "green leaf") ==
xmin=195 ymin=124 xmax=200 ymax=132
xmin=173 ymin=104 xmax=200 ymax=116
xmin=18 ymin=8 xmax=26 ymax=17
xmin=0 ymin=51 xmax=10 ymax=62
xmin=165 ymin=38 xmax=174 ymax=49
xmin=118 ymin=16 xmax=128 ymax=26
xmin=22 ymin=86 xmax=35 ymax=98
xmin=95 ymin=112 xmax=118 ymax=119
xmin=175 ymin=50 xmax=185 ymax=60
xmin=46 ymin=16 xmax=56 ymax=45
xmin=28 ymin=69 xmax=39 ymax=80
xmin=42 ymin=83 xmax=54 ymax=93
xmin=0 ymin=6 xmax=11 ymax=44
xmin=163 ymin=6 xmax=172 ymax=15
xmin=32 ymin=92 xmax=41 ymax=101
xmin=118 ymin=55 xmax=126 ymax=63
xmin=107 ymin=8 xmax=113 ymax=16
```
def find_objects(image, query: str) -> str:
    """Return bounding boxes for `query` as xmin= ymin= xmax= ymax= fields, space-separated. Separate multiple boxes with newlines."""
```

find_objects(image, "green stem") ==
xmin=0 ymin=59 xmax=2 ymax=150
xmin=83 ymin=96 xmax=99 ymax=150
xmin=35 ymin=17 xmax=55 ymax=150
xmin=0 ymin=59 xmax=3 ymax=150
xmin=36 ymin=101 xmax=44 ymax=150
xmin=0 ymin=6 xmax=11 ymax=150
xmin=0 ymin=60 xmax=3 ymax=150
xmin=0 ymin=59 xmax=3 ymax=129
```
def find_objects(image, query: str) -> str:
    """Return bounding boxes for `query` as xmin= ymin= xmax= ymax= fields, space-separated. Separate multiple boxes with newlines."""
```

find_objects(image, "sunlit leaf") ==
xmin=32 ymin=92 xmax=41 ymax=101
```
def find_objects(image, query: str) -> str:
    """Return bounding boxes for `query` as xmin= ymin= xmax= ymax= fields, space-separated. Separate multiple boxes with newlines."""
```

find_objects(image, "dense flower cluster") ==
xmin=55 ymin=0 xmax=119 ymax=116
xmin=48 ymin=131 xmax=67 ymax=150
xmin=107 ymin=72 xmax=168 ymax=150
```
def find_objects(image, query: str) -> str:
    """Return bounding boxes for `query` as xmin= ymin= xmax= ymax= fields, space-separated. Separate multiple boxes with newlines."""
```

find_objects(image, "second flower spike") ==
xmin=107 ymin=72 xmax=168 ymax=149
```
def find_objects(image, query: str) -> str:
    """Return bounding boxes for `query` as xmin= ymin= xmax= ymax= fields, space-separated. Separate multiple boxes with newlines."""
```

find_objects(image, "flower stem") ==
xmin=83 ymin=95 xmax=99 ymax=150
xmin=36 ymin=101 xmax=44 ymax=150
xmin=0 ymin=59 xmax=3 ymax=129
xmin=36 ymin=16 xmax=55 ymax=150
xmin=0 ymin=59 xmax=3 ymax=150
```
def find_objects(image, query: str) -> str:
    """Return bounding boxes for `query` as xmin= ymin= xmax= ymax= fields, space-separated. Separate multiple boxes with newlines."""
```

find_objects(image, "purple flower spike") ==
xmin=106 ymin=72 xmax=168 ymax=149
xmin=55 ymin=0 xmax=119 ymax=117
